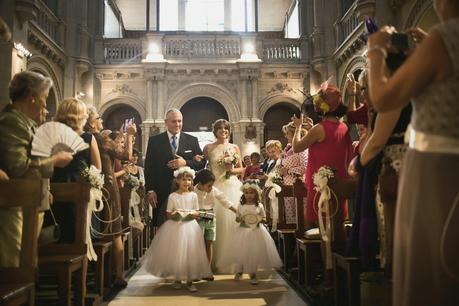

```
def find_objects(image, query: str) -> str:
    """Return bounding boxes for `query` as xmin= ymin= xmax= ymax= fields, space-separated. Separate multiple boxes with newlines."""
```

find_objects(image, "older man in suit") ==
xmin=145 ymin=108 xmax=206 ymax=226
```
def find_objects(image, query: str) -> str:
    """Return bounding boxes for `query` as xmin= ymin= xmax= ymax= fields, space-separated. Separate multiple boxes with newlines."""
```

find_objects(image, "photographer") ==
xmin=367 ymin=1 xmax=459 ymax=305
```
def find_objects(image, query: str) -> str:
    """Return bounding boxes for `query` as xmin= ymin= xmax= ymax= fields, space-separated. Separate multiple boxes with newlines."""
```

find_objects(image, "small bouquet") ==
xmin=313 ymin=166 xmax=334 ymax=192
xmin=270 ymin=169 xmax=283 ymax=185
xmin=80 ymin=163 xmax=104 ymax=190
xmin=125 ymin=174 xmax=140 ymax=189
xmin=217 ymin=150 xmax=239 ymax=179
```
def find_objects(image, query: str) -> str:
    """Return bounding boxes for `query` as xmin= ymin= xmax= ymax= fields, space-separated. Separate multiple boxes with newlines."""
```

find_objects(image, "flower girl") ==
xmin=217 ymin=180 xmax=283 ymax=284
xmin=143 ymin=166 xmax=211 ymax=292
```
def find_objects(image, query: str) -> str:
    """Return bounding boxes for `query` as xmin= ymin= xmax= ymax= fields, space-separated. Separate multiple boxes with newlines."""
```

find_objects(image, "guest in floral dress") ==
xmin=279 ymin=122 xmax=308 ymax=224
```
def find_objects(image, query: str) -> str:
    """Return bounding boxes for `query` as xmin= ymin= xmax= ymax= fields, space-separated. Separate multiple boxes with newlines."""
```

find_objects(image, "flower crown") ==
xmin=173 ymin=166 xmax=196 ymax=179
xmin=240 ymin=179 xmax=262 ymax=195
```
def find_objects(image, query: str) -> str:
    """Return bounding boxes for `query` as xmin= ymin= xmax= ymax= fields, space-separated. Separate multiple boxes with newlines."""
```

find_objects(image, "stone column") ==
xmin=146 ymin=78 xmax=154 ymax=120
xmin=157 ymin=79 xmax=165 ymax=118
xmin=239 ymin=79 xmax=248 ymax=119
xmin=250 ymin=77 xmax=258 ymax=119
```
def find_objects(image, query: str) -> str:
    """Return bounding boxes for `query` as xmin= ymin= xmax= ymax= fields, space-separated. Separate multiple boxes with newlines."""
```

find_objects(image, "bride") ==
xmin=203 ymin=119 xmax=244 ymax=271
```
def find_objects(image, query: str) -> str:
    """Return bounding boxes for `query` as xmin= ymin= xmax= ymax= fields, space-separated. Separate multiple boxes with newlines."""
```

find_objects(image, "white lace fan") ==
xmin=31 ymin=122 xmax=89 ymax=157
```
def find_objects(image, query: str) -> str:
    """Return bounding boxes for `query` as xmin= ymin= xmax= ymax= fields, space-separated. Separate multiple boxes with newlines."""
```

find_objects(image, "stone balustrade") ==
xmin=99 ymin=32 xmax=306 ymax=64
xmin=335 ymin=1 xmax=362 ymax=48
xmin=164 ymin=35 xmax=241 ymax=59
xmin=32 ymin=0 xmax=60 ymax=44
xmin=104 ymin=39 xmax=143 ymax=63
xmin=262 ymin=39 xmax=301 ymax=62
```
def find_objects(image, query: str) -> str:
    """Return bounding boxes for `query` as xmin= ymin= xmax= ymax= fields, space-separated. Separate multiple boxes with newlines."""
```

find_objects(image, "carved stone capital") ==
xmin=239 ymin=68 xmax=259 ymax=80
xmin=15 ymin=0 xmax=39 ymax=29
xmin=144 ymin=66 xmax=166 ymax=81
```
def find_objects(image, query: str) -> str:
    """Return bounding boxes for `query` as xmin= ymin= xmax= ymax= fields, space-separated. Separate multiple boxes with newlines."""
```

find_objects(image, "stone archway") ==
xmin=180 ymin=97 xmax=229 ymax=132
xmin=404 ymin=1 xmax=437 ymax=30
xmin=101 ymin=103 xmax=143 ymax=153
xmin=28 ymin=55 xmax=62 ymax=119
xmin=263 ymin=103 xmax=298 ymax=147
xmin=167 ymin=82 xmax=240 ymax=122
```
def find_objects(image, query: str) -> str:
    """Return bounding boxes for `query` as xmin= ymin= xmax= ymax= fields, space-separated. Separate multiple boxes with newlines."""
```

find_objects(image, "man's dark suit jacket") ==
xmin=144 ymin=131 xmax=205 ymax=225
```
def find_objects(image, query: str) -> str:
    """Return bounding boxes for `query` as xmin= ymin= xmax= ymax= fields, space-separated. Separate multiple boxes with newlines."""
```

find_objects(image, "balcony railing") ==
xmin=262 ymin=39 xmax=301 ymax=62
xmin=104 ymin=39 xmax=143 ymax=63
xmin=335 ymin=1 xmax=362 ymax=47
xmin=163 ymin=35 xmax=241 ymax=59
xmin=32 ymin=0 xmax=60 ymax=44
xmin=99 ymin=33 xmax=306 ymax=64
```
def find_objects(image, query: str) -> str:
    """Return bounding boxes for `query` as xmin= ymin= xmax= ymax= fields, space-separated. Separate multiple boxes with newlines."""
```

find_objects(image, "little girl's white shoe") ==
xmin=234 ymin=273 xmax=242 ymax=281
xmin=172 ymin=281 xmax=182 ymax=289
xmin=186 ymin=282 xmax=198 ymax=292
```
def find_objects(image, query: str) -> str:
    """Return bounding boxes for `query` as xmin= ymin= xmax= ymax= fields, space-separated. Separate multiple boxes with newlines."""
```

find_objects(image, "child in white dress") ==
xmin=194 ymin=169 xmax=237 ymax=280
xmin=143 ymin=166 xmax=211 ymax=292
xmin=217 ymin=180 xmax=283 ymax=284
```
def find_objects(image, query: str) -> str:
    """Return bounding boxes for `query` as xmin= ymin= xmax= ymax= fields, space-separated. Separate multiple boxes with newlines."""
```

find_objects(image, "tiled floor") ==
xmin=102 ymin=266 xmax=310 ymax=306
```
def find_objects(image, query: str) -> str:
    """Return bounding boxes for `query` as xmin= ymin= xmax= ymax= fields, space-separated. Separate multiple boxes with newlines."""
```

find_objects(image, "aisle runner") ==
xmin=103 ymin=267 xmax=309 ymax=306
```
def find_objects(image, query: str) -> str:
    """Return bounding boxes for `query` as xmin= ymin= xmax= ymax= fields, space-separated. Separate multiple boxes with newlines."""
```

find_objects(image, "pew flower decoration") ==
xmin=81 ymin=164 xmax=105 ymax=190
xmin=217 ymin=150 xmax=240 ymax=179
xmin=80 ymin=162 xmax=105 ymax=262
xmin=312 ymin=165 xmax=337 ymax=270
xmin=313 ymin=166 xmax=334 ymax=192
xmin=265 ymin=162 xmax=282 ymax=232
xmin=125 ymin=174 xmax=140 ymax=189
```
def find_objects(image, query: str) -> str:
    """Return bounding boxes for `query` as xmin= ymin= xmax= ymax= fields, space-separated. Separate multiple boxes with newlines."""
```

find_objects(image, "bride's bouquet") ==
xmin=217 ymin=150 xmax=239 ymax=179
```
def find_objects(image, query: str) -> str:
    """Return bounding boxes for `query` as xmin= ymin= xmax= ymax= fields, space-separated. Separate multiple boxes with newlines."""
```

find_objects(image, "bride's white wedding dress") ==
xmin=208 ymin=143 xmax=242 ymax=271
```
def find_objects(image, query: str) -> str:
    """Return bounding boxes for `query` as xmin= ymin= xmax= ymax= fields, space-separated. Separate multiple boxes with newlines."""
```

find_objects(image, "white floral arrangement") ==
xmin=217 ymin=150 xmax=239 ymax=179
xmin=312 ymin=165 xmax=336 ymax=270
xmin=125 ymin=174 xmax=140 ymax=189
xmin=81 ymin=164 xmax=104 ymax=190
xmin=268 ymin=168 xmax=283 ymax=185
xmin=173 ymin=166 xmax=196 ymax=178
xmin=313 ymin=166 xmax=335 ymax=192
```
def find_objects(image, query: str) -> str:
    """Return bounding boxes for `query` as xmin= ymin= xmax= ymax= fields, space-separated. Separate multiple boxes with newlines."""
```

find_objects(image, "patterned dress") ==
xmin=393 ymin=19 xmax=459 ymax=306
xmin=280 ymin=144 xmax=307 ymax=224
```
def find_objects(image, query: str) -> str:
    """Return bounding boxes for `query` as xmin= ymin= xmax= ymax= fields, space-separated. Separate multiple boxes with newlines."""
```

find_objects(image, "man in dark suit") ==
xmin=144 ymin=108 xmax=206 ymax=226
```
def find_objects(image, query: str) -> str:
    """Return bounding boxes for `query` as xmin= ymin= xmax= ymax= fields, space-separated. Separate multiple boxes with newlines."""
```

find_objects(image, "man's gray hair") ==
xmin=9 ymin=71 xmax=53 ymax=102
xmin=165 ymin=108 xmax=182 ymax=119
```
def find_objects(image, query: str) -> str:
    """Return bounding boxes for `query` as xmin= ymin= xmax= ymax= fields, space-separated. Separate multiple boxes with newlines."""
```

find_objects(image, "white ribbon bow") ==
xmin=87 ymin=188 xmax=104 ymax=261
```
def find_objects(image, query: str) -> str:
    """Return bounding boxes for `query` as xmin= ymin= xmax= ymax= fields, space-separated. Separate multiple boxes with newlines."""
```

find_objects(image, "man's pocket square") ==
xmin=184 ymin=150 xmax=192 ymax=153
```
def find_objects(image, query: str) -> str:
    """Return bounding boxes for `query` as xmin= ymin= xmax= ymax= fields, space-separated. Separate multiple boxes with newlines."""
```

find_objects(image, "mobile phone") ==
xmin=364 ymin=16 xmax=379 ymax=34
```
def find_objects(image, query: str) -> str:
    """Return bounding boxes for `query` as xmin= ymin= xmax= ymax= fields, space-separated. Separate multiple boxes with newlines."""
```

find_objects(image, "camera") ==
xmin=364 ymin=16 xmax=409 ymax=72
xmin=391 ymin=33 xmax=410 ymax=51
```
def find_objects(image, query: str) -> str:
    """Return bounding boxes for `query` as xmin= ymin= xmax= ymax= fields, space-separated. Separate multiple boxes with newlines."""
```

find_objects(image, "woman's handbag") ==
xmin=38 ymin=206 xmax=61 ymax=246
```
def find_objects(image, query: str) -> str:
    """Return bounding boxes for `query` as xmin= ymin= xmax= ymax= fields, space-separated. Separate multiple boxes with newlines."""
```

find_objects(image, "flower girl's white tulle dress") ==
xmin=217 ymin=204 xmax=283 ymax=274
xmin=143 ymin=192 xmax=212 ymax=281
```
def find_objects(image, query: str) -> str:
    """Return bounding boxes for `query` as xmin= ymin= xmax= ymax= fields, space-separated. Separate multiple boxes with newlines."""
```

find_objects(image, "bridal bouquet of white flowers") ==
xmin=217 ymin=150 xmax=239 ymax=179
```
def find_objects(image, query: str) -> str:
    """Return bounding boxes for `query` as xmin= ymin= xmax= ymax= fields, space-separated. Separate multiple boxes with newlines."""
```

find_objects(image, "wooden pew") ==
xmin=119 ymin=186 xmax=134 ymax=273
xmin=38 ymin=183 xmax=90 ymax=306
xmin=0 ymin=180 xmax=42 ymax=306
xmin=264 ymin=179 xmax=307 ymax=276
